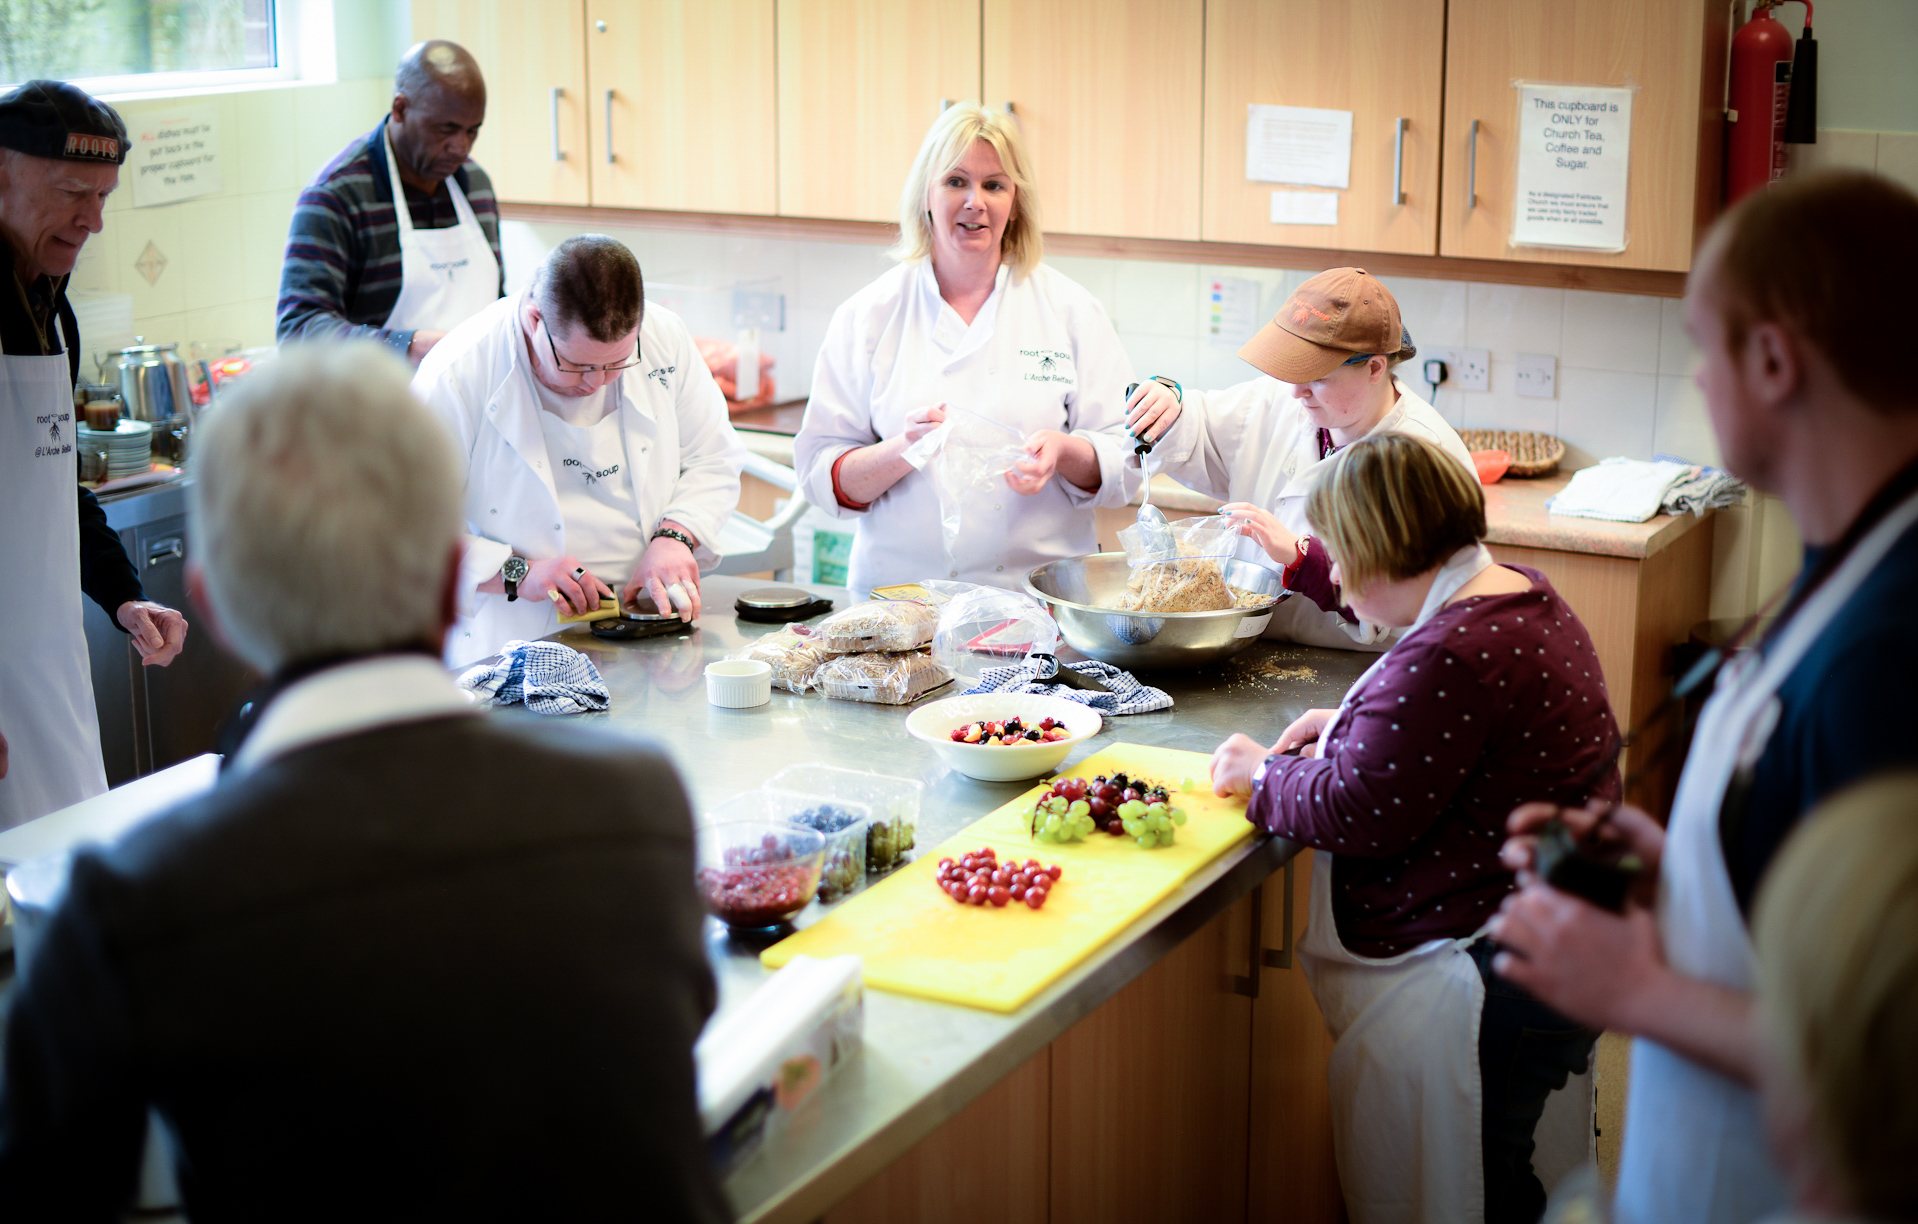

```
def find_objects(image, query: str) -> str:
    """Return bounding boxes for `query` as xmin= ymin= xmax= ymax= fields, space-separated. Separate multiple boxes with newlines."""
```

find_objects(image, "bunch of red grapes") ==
xmin=934 ymin=846 xmax=1063 ymax=910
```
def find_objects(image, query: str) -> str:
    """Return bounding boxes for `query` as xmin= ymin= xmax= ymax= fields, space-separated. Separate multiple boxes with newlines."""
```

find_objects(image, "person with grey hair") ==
xmin=0 ymin=78 xmax=187 ymax=830
xmin=412 ymin=233 xmax=747 ymax=666
xmin=277 ymin=39 xmax=500 ymax=362
xmin=0 ymin=342 xmax=730 ymax=1223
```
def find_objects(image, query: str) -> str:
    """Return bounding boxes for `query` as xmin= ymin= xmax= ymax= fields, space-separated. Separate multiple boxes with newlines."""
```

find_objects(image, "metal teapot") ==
xmin=96 ymin=338 xmax=194 ymax=427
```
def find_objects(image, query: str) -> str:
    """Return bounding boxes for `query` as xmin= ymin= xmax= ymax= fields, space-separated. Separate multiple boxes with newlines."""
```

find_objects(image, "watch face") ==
xmin=502 ymin=556 xmax=529 ymax=583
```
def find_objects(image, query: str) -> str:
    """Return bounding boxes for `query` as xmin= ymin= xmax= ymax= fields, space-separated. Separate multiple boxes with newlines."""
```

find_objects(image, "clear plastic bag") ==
xmin=814 ymin=650 xmax=953 ymax=705
xmin=931 ymin=583 xmax=1061 ymax=684
xmin=1114 ymin=515 xmax=1249 ymax=613
xmin=815 ymin=600 xmax=939 ymax=654
xmin=902 ymin=406 xmax=1029 ymax=561
xmin=727 ymin=625 xmax=835 ymax=693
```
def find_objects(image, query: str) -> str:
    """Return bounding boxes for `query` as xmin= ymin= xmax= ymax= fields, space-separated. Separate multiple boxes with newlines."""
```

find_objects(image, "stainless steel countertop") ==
xmin=546 ymin=575 xmax=1374 ymax=1224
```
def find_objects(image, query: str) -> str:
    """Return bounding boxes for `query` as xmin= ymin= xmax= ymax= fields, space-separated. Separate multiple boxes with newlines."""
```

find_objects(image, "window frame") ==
xmin=3 ymin=0 xmax=330 ymax=98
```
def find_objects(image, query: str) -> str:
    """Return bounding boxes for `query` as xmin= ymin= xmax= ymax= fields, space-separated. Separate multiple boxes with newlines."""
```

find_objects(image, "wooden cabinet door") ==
xmin=982 ymin=0 xmax=1204 ymax=240
xmin=1247 ymin=854 xmax=1342 ymax=1224
xmin=410 ymin=1 xmax=592 ymax=205
xmin=1202 ymin=0 xmax=1444 ymax=255
xmin=777 ymin=0 xmax=981 ymax=223
xmin=585 ymin=0 xmax=777 ymax=214
xmin=1439 ymin=0 xmax=1722 ymax=271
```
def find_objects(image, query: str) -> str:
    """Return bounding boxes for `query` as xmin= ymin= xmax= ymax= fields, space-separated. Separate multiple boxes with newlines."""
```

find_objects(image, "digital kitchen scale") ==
xmin=590 ymin=594 xmax=689 ymax=641
xmin=734 ymin=585 xmax=834 ymax=624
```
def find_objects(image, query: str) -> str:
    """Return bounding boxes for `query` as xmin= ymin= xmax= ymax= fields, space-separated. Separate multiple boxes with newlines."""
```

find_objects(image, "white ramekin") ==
xmin=705 ymin=659 xmax=773 ymax=708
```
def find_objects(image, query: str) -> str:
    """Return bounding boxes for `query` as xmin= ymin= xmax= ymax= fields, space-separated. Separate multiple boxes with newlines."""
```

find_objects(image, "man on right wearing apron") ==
xmin=1490 ymin=170 xmax=1918 ymax=1224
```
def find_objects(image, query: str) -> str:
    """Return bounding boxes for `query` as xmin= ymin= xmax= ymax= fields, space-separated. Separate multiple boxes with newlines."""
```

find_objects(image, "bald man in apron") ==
xmin=0 ymin=81 xmax=187 ymax=829
xmin=1490 ymin=171 xmax=1918 ymax=1224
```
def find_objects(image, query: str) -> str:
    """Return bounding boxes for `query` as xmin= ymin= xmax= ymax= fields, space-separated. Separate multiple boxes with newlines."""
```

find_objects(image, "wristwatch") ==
xmin=502 ymin=555 xmax=529 ymax=602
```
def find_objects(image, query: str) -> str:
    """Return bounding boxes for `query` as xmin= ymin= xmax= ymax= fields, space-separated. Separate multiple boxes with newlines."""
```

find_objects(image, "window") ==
xmin=0 ymin=0 xmax=298 ymax=92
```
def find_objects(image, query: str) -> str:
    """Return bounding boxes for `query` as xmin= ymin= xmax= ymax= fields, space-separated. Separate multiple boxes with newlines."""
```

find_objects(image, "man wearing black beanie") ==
xmin=0 ymin=79 xmax=188 ymax=828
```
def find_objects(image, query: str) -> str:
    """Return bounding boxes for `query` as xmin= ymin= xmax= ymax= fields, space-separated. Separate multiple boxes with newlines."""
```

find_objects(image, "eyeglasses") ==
xmin=543 ymin=318 xmax=642 ymax=375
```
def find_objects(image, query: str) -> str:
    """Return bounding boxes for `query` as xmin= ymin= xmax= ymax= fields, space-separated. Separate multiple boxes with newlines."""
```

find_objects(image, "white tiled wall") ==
xmin=67 ymin=77 xmax=390 ymax=375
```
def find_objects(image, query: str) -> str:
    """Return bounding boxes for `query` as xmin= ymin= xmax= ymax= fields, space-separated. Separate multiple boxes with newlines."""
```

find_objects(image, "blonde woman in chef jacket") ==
xmin=794 ymin=103 xmax=1140 ymax=596
xmin=1125 ymin=269 xmax=1476 ymax=651
xmin=412 ymin=235 xmax=747 ymax=667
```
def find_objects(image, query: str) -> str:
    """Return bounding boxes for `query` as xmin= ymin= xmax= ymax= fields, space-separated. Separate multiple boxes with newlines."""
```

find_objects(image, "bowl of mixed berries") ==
xmin=905 ymin=694 xmax=1103 ymax=781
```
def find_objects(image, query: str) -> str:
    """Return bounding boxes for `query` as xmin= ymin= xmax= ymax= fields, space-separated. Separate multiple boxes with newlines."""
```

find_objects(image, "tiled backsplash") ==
xmin=512 ymin=216 xmax=1722 ymax=472
xmin=67 ymin=77 xmax=391 ymax=375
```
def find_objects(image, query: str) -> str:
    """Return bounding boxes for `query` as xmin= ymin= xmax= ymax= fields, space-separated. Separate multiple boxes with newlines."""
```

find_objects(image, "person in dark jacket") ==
xmin=0 ymin=79 xmax=186 ymax=829
xmin=0 ymin=342 xmax=731 ymax=1224
xmin=276 ymin=40 xmax=502 ymax=363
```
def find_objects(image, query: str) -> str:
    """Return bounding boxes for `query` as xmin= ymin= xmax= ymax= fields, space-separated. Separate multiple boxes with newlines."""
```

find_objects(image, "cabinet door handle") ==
xmin=1262 ymin=857 xmax=1297 ymax=970
xmin=1392 ymin=117 xmax=1407 ymax=205
xmin=605 ymin=90 xmax=616 ymax=163
xmin=1468 ymin=118 xmax=1480 ymax=210
xmin=1232 ymin=881 xmax=1263 ymax=999
xmin=551 ymin=87 xmax=566 ymax=161
xmin=145 ymin=536 xmax=183 ymax=568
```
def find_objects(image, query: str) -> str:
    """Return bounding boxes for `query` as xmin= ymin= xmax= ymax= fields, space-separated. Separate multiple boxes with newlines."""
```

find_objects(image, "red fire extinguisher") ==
xmin=1726 ymin=0 xmax=1819 ymax=204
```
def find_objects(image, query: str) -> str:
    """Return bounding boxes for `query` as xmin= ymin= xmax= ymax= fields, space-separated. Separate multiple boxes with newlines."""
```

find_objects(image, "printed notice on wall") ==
xmin=1510 ymin=83 xmax=1631 ymax=251
xmin=1246 ymin=104 xmax=1352 ymax=190
xmin=130 ymin=103 xmax=222 ymax=208
xmin=1270 ymin=190 xmax=1338 ymax=226
xmin=1205 ymin=276 xmax=1263 ymax=350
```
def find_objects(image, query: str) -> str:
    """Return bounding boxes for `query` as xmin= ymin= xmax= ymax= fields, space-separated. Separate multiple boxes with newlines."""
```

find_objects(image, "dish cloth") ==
xmin=458 ymin=639 xmax=610 ymax=715
xmin=1658 ymin=461 xmax=1747 ymax=515
xmin=1546 ymin=458 xmax=1695 ymax=523
xmin=961 ymin=657 xmax=1173 ymax=716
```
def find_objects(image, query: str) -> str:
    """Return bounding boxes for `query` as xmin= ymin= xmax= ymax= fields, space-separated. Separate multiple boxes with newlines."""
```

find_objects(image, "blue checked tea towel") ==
xmin=458 ymin=640 xmax=611 ymax=715
xmin=962 ymin=656 xmax=1172 ymax=716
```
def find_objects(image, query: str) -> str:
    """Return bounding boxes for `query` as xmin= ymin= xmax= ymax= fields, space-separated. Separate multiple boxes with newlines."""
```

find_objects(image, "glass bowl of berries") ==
xmin=904 ymin=693 xmax=1103 ymax=782
xmin=694 ymin=818 xmax=827 ymax=929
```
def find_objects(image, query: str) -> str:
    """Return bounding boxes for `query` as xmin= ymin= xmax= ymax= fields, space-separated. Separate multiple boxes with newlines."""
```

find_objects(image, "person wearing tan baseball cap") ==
xmin=1122 ymin=267 xmax=1476 ymax=651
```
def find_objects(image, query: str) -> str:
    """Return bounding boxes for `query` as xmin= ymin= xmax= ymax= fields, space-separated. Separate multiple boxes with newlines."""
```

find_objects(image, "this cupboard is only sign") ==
xmin=1510 ymin=82 xmax=1633 ymax=253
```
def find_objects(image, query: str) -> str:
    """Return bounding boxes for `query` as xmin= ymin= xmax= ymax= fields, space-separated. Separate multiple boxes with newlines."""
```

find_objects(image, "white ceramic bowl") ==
xmin=904 ymin=693 xmax=1103 ymax=782
xmin=706 ymin=659 xmax=773 ymax=708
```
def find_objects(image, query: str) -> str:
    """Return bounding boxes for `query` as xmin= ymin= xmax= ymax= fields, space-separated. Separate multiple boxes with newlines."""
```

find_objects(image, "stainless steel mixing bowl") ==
xmin=1025 ymin=552 xmax=1284 ymax=671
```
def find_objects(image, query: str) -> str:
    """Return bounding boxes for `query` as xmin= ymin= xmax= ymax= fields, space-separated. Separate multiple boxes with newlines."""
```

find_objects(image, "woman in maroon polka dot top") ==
xmin=1210 ymin=433 xmax=1619 ymax=1224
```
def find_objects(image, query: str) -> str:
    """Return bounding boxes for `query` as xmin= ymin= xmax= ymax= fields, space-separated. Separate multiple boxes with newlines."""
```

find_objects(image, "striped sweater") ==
xmin=275 ymin=117 xmax=504 ymax=357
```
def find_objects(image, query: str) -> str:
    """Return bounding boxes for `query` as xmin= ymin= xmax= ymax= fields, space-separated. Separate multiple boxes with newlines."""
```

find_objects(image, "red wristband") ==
xmin=830 ymin=449 xmax=871 ymax=511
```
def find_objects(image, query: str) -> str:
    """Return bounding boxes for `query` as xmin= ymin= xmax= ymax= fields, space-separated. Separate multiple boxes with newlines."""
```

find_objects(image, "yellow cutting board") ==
xmin=963 ymin=743 xmax=1257 ymax=885
xmin=762 ymin=744 xmax=1253 ymax=1013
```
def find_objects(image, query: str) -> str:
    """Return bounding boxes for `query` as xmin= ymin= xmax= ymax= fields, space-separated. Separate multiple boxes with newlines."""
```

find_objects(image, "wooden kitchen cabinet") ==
xmin=1201 ymin=0 xmax=1445 ymax=256
xmin=777 ymin=0 xmax=982 ymax=223
xmin=1247 ymin=854 xmax=1342 ymax=1224
xmin=410 ymin=0 xmax=593 ymax=206
xmin=982 ymin=0 xmax=1205 ymax=240
xmin=1438 ymin=0 xmax=1727 ymax=272
xmin=585 ymin=0 xmax=777 ymax=214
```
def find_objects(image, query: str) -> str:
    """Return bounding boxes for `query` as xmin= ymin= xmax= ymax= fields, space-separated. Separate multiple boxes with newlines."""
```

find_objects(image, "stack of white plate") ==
xmin=79 ymin=418 xmax=152 ymax=481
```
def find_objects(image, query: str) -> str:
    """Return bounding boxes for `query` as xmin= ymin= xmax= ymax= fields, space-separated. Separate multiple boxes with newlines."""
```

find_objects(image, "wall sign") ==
xmin=1510 ymin=82 xmax=1633 ymax=253
xmin=130 ymin=103 xmax=222 ymax=208
xmin=1246 ymin=104 xmax=1352 ymax=190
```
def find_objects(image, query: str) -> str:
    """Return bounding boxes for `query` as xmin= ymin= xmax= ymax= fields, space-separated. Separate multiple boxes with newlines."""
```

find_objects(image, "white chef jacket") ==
xmin=794 ymin=260 xmax=1140 ymax=596
xmin=1150 ymin=375 xmax=1476 ymax=649
xmin=413 ymin=295 xmax=748 ymax=666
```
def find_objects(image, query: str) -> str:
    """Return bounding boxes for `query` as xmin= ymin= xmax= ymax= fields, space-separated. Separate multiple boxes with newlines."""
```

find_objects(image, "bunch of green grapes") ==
xmin=1027 ymin=780 xmax=1098 ymax=844
xmin=1115 ymin=792 xmax=1187 ymax=848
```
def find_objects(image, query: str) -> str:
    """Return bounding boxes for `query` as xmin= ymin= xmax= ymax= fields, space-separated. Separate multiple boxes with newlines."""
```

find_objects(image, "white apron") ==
xmin=1614 ymin=485 xmax=1918 ymax=1224
xmin=0 ymin=350 xmax=108 ymax=828
xmin=1295 ymin=545 xmax=1497 ymax=1224
xmin=381 ymin=126 xmax=498 ymax=334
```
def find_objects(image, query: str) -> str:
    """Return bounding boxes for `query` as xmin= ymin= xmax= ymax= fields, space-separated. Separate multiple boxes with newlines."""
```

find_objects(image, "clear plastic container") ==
xmin=707 ymin=789 xmax=871 ymax=907
xmin=766 ymin=765 xmax=923 ymax=874
xmin=694 ymin=816 xmax=825 ymax=929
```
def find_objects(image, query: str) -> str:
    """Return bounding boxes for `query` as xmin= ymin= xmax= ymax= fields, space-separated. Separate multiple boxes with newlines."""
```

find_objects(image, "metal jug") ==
xmin=97 ymin=339 xmax=194 ymax=427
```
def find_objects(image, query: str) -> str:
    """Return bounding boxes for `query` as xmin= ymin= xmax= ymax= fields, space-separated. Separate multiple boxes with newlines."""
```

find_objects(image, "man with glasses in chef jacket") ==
xmin=1490 ymin=171 xmax=1918 ymax=1224
xmin=276 ymin=40 xmax=500 ymax=363
xmin=412 ymin=234 xmax=746 ymax=667
xmin=0 ymin=81 xmax=187 ymax=830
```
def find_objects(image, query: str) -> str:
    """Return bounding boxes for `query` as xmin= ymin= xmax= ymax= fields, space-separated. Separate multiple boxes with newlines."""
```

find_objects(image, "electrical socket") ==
xmin=1515 ymin=352 xmax=1557 ymax=399
xmin=1427 ymin=347 xmax=1490 ymax=392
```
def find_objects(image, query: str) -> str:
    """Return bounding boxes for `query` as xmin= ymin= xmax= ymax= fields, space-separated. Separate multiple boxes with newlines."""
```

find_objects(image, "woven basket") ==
xmin=1459 ymin=430 xmax=1565 ymax=478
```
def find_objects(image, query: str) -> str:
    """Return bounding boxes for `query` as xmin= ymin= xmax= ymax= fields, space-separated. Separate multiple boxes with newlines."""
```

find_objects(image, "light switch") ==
xmin=1516 ymin=353 xmax=1557 ymax=399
